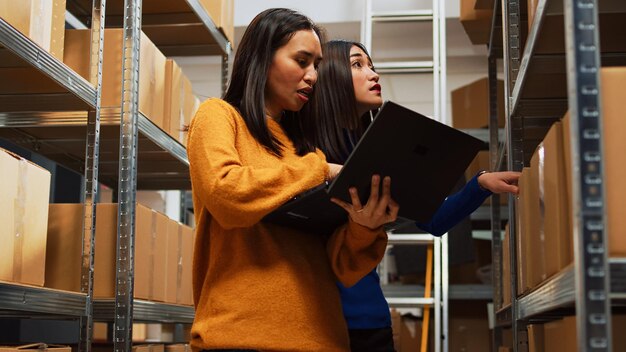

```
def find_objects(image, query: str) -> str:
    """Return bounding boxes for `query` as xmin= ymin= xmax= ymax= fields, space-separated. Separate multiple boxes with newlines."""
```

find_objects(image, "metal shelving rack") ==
xmin=0 ymin=1 xmax=105 ymax=349
xmin=489 ymin=0 xmax=626 ymax=351
xmin=0 ymin=0 xmax=231 ymax=350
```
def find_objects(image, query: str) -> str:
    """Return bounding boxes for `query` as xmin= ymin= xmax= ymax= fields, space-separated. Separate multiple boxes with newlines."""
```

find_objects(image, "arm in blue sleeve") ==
xmin=415 ymin=173 xmax=492 ymax=237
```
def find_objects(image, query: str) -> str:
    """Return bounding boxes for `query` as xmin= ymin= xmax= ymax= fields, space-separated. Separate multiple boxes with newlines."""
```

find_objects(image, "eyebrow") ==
xmin=296 ymin=50 xmax=322 ymax=60
xmin=350 ymin=53 xmax=364 ymax=58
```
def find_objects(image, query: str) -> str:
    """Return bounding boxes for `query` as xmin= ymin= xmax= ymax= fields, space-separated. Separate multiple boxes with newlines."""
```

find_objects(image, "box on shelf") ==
xmin=543 ymin=315 xmax=626 ymax=351
xmin=459 ymin=0 xmax=493 ymax=45
xmin=449 ymin=302 xmax=491 ymax=352
xmin=560 ymin=67 xmax=626 ymax=259
xmin=164 ymin=59 xmax=196 ymax=145
xmin=178 ymin=224 xmax=194 ymax=306
xmin=451 ymin=77 xmax=505 ymax=129
xmin=199 ymin=0 xmax=234 ymax=44
xmin=45 ymin=203 xmax=168 ymax=301
xmin=473 ymin=0 xmax=493 ymax=10
xmin=0 ymin=147 xmax=51 ymax=287
xmin=516 ymin=167 xmax=534 ymax=295
xmin=64 ymin=29 xmax=167 ymax=129
xmin=527 ymin=324 xmax=544 ymax=352
xmin=541 ymin=122 xmax=571 ymax=274
xmin=0 ymin=0 xmax=66 ymax=59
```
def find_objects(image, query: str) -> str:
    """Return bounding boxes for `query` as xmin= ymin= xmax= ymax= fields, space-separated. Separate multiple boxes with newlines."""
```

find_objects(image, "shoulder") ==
xmin=190 ymin=98 xmax=242 ymax=132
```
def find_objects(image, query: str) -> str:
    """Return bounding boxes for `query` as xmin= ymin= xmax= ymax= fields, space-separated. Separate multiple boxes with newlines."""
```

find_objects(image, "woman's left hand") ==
xmin=330 ymin=174 xmax=400 ymax=229
xmin=477 ymin=171 xmax=521 ymax=195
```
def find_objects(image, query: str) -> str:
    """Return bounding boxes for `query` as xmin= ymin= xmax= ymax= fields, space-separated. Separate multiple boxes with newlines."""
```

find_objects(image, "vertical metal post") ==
xmin=360 ymin=0 xmax=373 ymax=52
xmin=488 ymin=54 xmax=503 ymax=352
xmin=79 ymin=1 xmax=106 ymax=351
xmin=179 ymin=191 xmax=188 ymax=225
xmin=501 ymin=0 xmax=526 ymax=350
xmin=563 ymin=0 xmax=611 ymax=350
xmin=432 ymin=0 xmax=448 ymax=350
xmin=114 ymin=0 xmax=142 ymax=350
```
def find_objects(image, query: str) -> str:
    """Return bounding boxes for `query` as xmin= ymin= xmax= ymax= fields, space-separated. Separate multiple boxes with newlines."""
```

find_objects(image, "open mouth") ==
xmin=370 ymin=84 xmax=382 ymax=93
xmin=297 ymin=88 xmax=312 ymax=101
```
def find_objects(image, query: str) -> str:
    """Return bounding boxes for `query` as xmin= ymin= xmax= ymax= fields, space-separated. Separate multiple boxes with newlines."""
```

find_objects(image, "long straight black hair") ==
xmin=301 ymin=40 xmax=377 ymax=163
xmin=223 ymin=8 xmax=323 ymax=157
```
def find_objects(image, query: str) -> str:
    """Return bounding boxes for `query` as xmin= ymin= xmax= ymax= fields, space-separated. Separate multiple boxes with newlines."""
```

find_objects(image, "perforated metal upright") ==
xmin=564 ymin=0 xmax=611 ymax=350
xmin=113 ymin=0 xmax=142 ymax=349
xmin=79 ymin=1 xmax=107 ymax=351
xmin=362 ymin=0 xmax=448 ymax=350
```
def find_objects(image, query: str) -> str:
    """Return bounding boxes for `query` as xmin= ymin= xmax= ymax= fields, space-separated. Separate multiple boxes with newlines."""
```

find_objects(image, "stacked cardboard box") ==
xmin=64 ymin=29 xmax=167 ymax=130
xmin=163 ymin=59 xmax=199 ymax=146
xmin=0 ymin=0 xmax=66 ymax=59
xmin=0 ymin=147 xmax=51 ymax=287
xmin=451 ymin=77 xmax=506 ymax=130
xmin=199 ymin=0 xmax=234 ymax=44
xmin=459 ymin=0 xmax=493 ymax=45
xmin=0 ymin=344 xmax=70 ymax=351
xmin=45 ymin=203 xmax=194 ymax=305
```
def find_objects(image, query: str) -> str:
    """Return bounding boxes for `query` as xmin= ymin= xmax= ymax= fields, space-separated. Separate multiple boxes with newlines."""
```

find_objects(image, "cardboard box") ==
xmin=199 ymin=0 xmax=234 ymax=43
xmin=451 ymin=78 xmax=506 ymax=130
xmin=459 ymin=0 xmax=493 ymax=44
xmin=516 ymin=168 xmax=532 ymax=294
xmin=502 ymin=223 xmax=511 ymax=307
xmin=163 ymin=59 xmax=195 ymax=145
xmin=0 ymin=344 xmax=70 ymax=351
xmin=0 ymin=0 xmax=66 ymax=59
xmin=45 ymin=203 xmax=168 ymax=301
xmin=165 ymin=345 xmax=191 ymax=352
xmin=542 ymin=122 xmax=571 ymax=274
xmin=600 ymin=68 xmax=626 ymax=256
xmin=0 ymin=147 xmax=51 ymax=286
xmin=178 ymin=225 xmax=194 ymax=306
xmin=474 ymin=0 xmax=493 ymax=10
xmin=64 ymin=29 xmax=167 ymax=128
xmin=530 ymin=146 xmax=548 ymax=283
xmin=165 ymin=219 xmax=180 ymax=304
xmin=449 ymin=302 xmax=491 ymax=352
xmin=527 ymin=324 xmax=544 ymax=352
xmin=544 ymin=317 xmax=577 ymax=352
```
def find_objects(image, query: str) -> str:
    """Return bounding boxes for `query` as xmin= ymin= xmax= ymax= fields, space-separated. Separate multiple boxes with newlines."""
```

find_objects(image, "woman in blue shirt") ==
xmin=300 ymin=39 xmax=521 ymax=351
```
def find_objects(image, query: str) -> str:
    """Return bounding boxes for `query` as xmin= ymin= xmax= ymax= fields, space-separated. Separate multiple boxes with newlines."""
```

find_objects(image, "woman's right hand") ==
xmin=330 ymin=174 xmax=400 ymax=229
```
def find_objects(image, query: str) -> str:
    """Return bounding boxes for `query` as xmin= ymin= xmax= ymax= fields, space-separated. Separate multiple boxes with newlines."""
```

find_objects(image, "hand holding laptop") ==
xmin=330 ymin=174 xmax=400 ymax=230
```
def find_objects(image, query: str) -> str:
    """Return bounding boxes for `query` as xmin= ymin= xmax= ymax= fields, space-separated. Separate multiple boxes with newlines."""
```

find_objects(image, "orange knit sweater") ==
xmin=187 ymin=98 xmax=388 ymax=351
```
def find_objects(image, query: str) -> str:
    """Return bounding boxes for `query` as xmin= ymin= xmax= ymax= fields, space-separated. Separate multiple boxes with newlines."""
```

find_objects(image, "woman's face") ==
xmin=265 ymin=29 xmax=322 ymax=118
xmin=350 ymin=45 xmax=382 ymax=116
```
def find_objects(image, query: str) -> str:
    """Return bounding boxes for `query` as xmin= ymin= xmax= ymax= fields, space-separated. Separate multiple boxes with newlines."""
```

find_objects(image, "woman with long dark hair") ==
xmin=187 ymin=10 xmax=399 ymax=352
xmin=302 ymin=39 xmax=520 ymax=351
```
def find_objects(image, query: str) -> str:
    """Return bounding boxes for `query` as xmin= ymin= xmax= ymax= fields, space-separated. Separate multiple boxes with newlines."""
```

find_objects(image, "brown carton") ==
xmin=199 ymin=0 xmax=234 ymax=43
xmin=178 ymin=225 xmax=194 ymax=306
xmin=544 ymin=317 xmax=577 ymax=352
xmin=527 ymin=324 xmax=544 ymax=352
xmin=542 ymin=122 xmax=571 ymax=273
xmin=451 ymin=77 xmax=505 ymax=129
xmin=165 ymin=220 xmax=180 ymax=304
xmin=520 ymin=146 xmax=547 ymax=287
xmin=165 ymin=345 xmax=191 ymax=352
xmin=64 ymin=29 xmax=167 ymax=128
xmin=516 ymin=168 xmax=533 ymax=295
xmin=459 ymin=0 xmax=493 ymax=45
xmin=600 ymin=68 xmax=626 ymax=255
xmin=0 ymin=0 xmax=66 ymax=59
xmin=164 ymin=59 xmax=183 ymax=141
xmin=133 ymin=345 xmax=164 ymax=352
xmin=0 ymin=147 xmax=51 ymax=286
xmin=45 ymin=203 xmax=168 ymax=301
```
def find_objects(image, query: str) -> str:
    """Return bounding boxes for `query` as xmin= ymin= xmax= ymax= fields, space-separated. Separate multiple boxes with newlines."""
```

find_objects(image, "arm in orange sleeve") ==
xmin=327 ymin=220 xmax=388 ymax=288
xmin=187 ymin=99 xmax=329 ymax=229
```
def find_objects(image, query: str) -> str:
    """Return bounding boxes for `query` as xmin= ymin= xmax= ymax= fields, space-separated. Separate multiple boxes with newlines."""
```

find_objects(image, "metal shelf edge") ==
xmin=184 ymin=0 xmax=231 ymax=56
xmin=0 ymin=19 xmax=97 ymax=108
xmin=0 ymin=282 xmax=87 ymax=317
